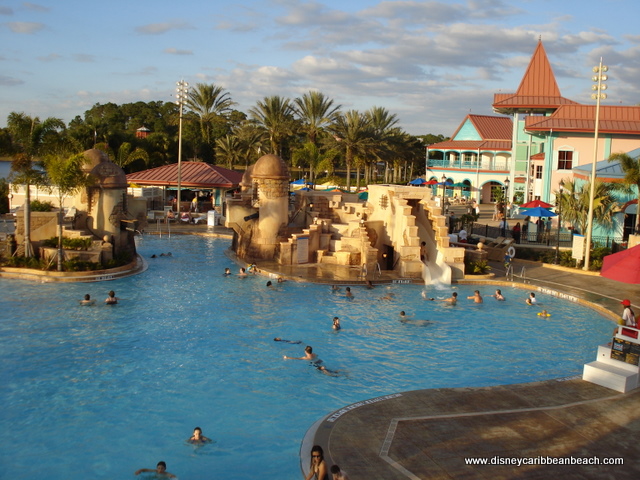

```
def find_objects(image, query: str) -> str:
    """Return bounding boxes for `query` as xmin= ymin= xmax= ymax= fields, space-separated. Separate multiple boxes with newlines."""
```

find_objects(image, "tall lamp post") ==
xmin=441 ymin=174 xmax=447 ymax=215
xmin=175 ymin=79 xmax=190 ymax=213
xmin=502 ymin=177 xmax=510 ymax=236
xmin=554 ymin=180 xmax=565 ymax=264
xmin=583 ymin=60 xmax=608 ymax=271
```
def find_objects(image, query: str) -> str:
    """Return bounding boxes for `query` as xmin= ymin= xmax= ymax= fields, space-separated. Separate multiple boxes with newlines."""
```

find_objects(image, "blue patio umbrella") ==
xmin=409 ymin=178 xmax=426 ymax=185
xmin=521 ymin=206 xmax=557 ymax=217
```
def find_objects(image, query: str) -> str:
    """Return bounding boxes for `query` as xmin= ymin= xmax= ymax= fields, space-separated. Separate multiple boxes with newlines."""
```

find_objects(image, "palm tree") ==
xmin=186 ymin=83 xmax=235 ymax=146
xmin=235 ymin=123 xmax=267 ymax=167
xmin=293 ymin=91 xmax=341 ymax=147
xmin=215 ymin=135 xmax=242 ymax=169
xmin=291 ymin=142 xmax=340 ymax=184
xmin=114 ymin=142 xmax=149 ymax=170
xmin=557 ymin=179 xmax=618 ymax=236
xmin=365 ymin=106 xmax=399 ymax=184
xmin=608 ymin=151 xmax=640 ymax=234
xmin=42 ymin=150 xmax=92 ymax=271
xmin=6 ymin=112 xmax=66 ymax=257
xmin=327 ymin=110 xmax=373 ymax=191
xmin=248 ymin=96 xmax=296 ymax=157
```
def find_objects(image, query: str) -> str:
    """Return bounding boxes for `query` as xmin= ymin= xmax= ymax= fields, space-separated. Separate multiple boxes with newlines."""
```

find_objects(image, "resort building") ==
xmin=425 ymin=40 xmax=640 ymax=238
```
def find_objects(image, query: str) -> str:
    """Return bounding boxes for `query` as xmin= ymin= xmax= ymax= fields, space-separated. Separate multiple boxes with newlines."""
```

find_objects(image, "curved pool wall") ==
xmin=0 ymin=235 xmax=615 ymax=480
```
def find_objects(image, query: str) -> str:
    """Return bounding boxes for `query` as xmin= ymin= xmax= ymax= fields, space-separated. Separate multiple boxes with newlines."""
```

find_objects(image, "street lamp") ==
xmin=441 ymin=174 xmax=447 ymax=215
xmin=504 ymin=177 xmax=510 ymax=204
xmin=583 ymin=60 xmax=608 ymax=271
xmin=554 ymin=180 xmax=565 ymax=265
xmin=175 ymin=79 xmax=189 ymax=213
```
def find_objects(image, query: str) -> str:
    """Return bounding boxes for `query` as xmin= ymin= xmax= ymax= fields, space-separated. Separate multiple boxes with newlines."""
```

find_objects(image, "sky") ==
xmin=1 ymin=0 xmax=639 ymax=137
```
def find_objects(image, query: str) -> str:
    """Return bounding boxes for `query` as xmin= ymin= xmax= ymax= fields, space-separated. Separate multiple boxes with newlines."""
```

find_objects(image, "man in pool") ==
xmin=442 ymin=292 xmax=458 ymax=305
xmin=526 ymin=292 xmax=537 ymax=305
xmin=105 ymin=290 xmax=118 ymax=305
xmin=187 ymin=426 xmax=211 ymax=444
xmin=135 ymin=461 xmax=176 ymax=478
xmin=467 ymin=290 xmax=483 ymax=303
xmin=345 ymin=287 xmax=353 ymax=298
xmin=332 ymin=317 xmax=341 ymax=330
xmin=80 ymin=294 xmax=95 ymax=306
xmin=284 ymin=345 xmax=318 ymax=361
xmin=274 ymin=338 xmax=302 ymax=344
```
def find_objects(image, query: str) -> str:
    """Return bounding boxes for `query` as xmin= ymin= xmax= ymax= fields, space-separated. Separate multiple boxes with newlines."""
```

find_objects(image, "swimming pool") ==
xmin=0 ymin=235 xmax=614 ymax=479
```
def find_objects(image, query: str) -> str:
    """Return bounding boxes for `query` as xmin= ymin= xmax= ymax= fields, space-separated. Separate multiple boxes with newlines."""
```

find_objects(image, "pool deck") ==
xmin=147 ymin=220 xmax=640 ymax=479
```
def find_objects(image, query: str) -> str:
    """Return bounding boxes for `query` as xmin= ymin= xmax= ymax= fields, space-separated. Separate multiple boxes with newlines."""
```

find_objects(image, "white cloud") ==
xmin=164 ymin=48 xmax=194 ymax=55
xmin=135 ymin=20 xmax=193 ymax=35
xmin=6 ymin=21 xmax=44 ymax=33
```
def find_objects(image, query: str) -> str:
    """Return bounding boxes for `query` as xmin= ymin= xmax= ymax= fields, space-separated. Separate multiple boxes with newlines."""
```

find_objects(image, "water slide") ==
xmin=414 ymin=205 xmax=452 ymax=285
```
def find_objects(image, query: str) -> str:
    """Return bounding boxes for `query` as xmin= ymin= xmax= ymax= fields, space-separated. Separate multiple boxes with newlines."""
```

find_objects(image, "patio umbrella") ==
xmin=358 ymin=191 xmax=368 ymax=200
xmin=520 ymin=199 xmax=553 ymax=209
xmin=600 ymin=244 xmax=640 ymax=284
xmin=409 ymin=178 xmax=426 ymax=185
xmin=425 ymin=179 xmax=439 ymax=185
xmin=521 ymin=206 xmax=556 ymax=217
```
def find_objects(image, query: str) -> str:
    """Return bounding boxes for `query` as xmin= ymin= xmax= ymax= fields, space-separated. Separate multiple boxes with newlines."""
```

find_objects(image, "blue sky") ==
xmin=1 ymin=0 xmax=638 ymax=136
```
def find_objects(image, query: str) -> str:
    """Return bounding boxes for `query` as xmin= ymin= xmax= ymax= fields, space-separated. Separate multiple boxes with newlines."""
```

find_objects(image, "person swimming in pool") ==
xmin=316 ymin=365 xmax=340 ymax=377
xmin=224 ymin=267 xmax=232 ymax=275
xmin=80 ymin=294 xmax=95 ymax=306
xmin=135 ymin=461 xmax=176 ymax=478
xmin=187 ymin=426 xmax=212 ymax=444
xmin=332 ymin=317 xmax=341 ymax=330
xmin=274 ymin=338 xmax=302 ymax=344
xmin=284 ymin=345 xmax=318 ymax=361
xmin=442 ymin=292 xmax=458 ymax=305
xmin=467 ymin=290 xmax=483 ymax=303
xmin=105 ymin=290 xmax=118 ymax=305
xmin=345 ymin=287 xmax=353 ymax=298
xmin=490 ymin=289 xmax=505 ymax=301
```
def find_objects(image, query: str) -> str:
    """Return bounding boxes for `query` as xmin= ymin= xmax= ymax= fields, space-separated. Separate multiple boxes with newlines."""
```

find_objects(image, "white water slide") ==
xmin=414 ymin=205 xmax=452 ymax=285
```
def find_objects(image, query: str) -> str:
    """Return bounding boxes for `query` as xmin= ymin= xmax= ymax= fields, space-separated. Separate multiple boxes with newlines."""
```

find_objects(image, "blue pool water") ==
xmin=0 ymin=235 xmax=613 ymax=479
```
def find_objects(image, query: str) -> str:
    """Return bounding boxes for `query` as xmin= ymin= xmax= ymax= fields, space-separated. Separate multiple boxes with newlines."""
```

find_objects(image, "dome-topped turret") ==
xmin=82 ymin=149 xmax=127 ymax=189
xmin=252 ymin=154 xmax=289 ymax=180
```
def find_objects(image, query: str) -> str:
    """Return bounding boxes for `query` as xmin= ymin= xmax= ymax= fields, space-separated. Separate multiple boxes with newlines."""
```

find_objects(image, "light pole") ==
xmin=175 ymin=79 xmax=189 ymax=213
xmin=441 ymin=174 xmax=447 ymax=215
xmin=554 ymin=180 xmax=565 ymax=265
xmin=583 ymin=60 xmax=607 ymax=271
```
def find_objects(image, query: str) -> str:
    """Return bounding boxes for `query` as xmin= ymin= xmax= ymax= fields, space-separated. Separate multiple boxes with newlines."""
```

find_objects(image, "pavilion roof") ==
xmin=126 ymin=162 xmax=243 ymax=188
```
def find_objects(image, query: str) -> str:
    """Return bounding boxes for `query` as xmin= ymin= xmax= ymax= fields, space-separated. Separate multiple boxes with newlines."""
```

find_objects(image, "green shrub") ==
xmin=30 ymin=200 xmax=54 ymax=212
xmin=465 ymin=259 xmax=492 ymax=275
xmin=41 ymin=236 xmax=93 ymax=250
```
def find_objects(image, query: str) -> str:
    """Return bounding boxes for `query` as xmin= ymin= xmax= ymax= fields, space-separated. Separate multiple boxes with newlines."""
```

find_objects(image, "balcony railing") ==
xmin=428 ymin=159 xmax=509 ymax=171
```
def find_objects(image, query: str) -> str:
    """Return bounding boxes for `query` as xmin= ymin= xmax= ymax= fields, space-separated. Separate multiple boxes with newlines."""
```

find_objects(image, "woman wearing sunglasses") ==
xmin=305 ymin=445 xmax=328 ymax=480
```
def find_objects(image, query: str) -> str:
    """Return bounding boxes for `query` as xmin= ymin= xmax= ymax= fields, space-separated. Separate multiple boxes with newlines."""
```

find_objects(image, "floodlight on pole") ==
xmin=583 ymin=60 xmax=608 ymax=271
xmin=175 ymin=79 xmax=189 ymax=213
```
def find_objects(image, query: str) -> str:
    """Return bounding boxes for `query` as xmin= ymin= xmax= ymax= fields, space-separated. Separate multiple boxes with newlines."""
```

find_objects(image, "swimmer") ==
xmin=380 ymin=292 xmax=395 ymax=300
xmin=330 ymin=464 xmax=350 ymax=480
xmin=538 ymin=310 xmax=551 ymax=317
xmin=526 ymin=292 xmax=537 ymax=305
xmin=248 ymin=263 xmax=258 ymax=274
xmin=80 ymin=294 xmax=95 ymax=306
xmin=238 ymin=267 xmax=247 ymax=276
xmin=467 ymin=290 xmax=483 ymax=303
xmin=490 ymin=289 xmax=505 ymax=301
xmin=331 ymin=285 xmax=341 ymax=291
xmin=187 ymin=426 xmax=211 ymax=444
xmin=150 ymin=254 xmax=157 ymax=258
xmin=332 ymin=316 xmax=341 ymax=330
xmin=345 ymin=287 xmax=353 ymax=298
xmin=277 ymin=277 xmax=286 ymax=283
xmin=135 ymin=461 xmax=176 ymax=478
xmin=421 ymin=291 xmax=435 ymax=301
xmin=224 ymin=267 xmax=231 ymax=275
xmin=274 ymin=338 xmax=302 ymax=344
xmin=317 ymin=365 xmax=340 ymax=377
xmin=266 ymin=281 xmax=273 ymax=287
xmin=105 ymin=290 xmax=118 ymax=305
xmin=442 ymin=292 xmax=458 ymax=305
xmin=160 ymin=252 xmax=172 ymax=257
xmin=365 ymin=280 xmax=374 ymax=289
xmin=284 ymin=345 xmax=317 ymax=361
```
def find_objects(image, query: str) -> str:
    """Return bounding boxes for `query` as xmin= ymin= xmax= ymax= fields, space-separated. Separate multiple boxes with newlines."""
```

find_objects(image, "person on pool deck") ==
xmin=284 ymin=345 xmax=317 ymax=361
xmin=330 ymin=464 xmax=350 ymax=480
xmin=80 ymin=294 xmax=95 ymax=306
xmin=304 ymin=445 xmax=328 ymax=480
xmin=526 ymin=292 xmax=537 ymax=305
xmin=490 ymin=289 xmax=505 ymax=301
xmin=105 ymin=290 xmax=118 ymax=305
xmin=274 ymin=338 xmax=302 ymax=344
xmin=135 ymin=461 xmax=176 ymax=478
xmin=467 ymin=290 xmax=483 ymax=303
xmin=442 ymin=292 xmax=458 ymax=305
xmin=332 ymin=317 xmax=341 ymax=330
xmin=621 ymin=299 xmax=636 ymax=326
xmin=187 ymin=426 xmax=211 ymax=444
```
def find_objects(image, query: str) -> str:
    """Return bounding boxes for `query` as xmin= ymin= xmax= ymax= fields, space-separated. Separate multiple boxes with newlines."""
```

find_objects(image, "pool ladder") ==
xmin=506 ymin=264 xmax=527 ymax=283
